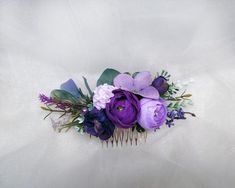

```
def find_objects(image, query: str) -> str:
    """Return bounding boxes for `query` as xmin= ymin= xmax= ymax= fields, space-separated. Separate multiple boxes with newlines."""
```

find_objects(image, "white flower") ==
xmin=93 ymin=84 xmax=117 ymax=110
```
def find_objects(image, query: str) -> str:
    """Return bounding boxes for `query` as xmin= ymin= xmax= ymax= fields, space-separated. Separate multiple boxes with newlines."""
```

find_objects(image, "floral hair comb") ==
xmin=39 ymin=69 xmax=195 ymax=147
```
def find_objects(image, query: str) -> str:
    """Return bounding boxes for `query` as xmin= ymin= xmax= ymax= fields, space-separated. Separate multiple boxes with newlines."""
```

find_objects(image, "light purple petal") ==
xmin=134 ymin=71 xmax=152 ymax=91
xmin=137 ymin=86 xmax=159 ymax=99
xmin=113 ymin=74 xmax=135 ymax=91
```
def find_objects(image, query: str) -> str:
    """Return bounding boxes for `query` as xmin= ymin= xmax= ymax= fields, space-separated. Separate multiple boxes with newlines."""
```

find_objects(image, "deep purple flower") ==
xmin=113 ymin=72 xmax=159 ymax=99
xmin=39 ymin=94 xmax=70 ymax=110
xmin=166 ymin=119 xmax=174 ymax=127
xmin=105 ymin=89 xmax=140 ymax=129
xmin=39 ymin=94 xmax=55 ymax=103
xmin=138 ymin=98 xmax=167 ymax=130
xmin=152 ymin=76 xmax=169 ymax=95
xmin=166 ymin=108 xmax=186 ymax=127
xmin=84 ymin=108 xmax=115 ymax=140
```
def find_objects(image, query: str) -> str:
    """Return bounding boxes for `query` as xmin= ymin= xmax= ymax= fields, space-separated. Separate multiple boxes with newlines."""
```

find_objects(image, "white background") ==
xmin=0 ymin=0 xmax=235 ymax=188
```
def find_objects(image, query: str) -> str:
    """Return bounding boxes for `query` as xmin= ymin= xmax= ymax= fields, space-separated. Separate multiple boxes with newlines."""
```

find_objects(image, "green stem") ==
xmin=166 ymin=93 xmax=192 ymax=101
xmin=41 ymin=106 xmax=70 ymax=113
xmin=184 ymin=112 xmax=196 ymax=117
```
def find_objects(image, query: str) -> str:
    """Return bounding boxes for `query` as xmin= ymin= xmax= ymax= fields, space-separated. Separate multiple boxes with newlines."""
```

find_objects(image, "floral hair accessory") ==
xmin=39 ymin=69 xmax=195 ymax=147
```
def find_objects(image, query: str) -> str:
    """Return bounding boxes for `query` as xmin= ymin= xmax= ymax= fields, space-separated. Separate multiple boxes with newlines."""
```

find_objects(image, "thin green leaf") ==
xmin=82 ymin=76 xmax=93 ymax=97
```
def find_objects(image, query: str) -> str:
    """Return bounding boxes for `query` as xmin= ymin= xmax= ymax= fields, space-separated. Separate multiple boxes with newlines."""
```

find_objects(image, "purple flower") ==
xmin=166 ymin=108 xmax=186 ymax=127
xmin=138 ymin=98 xmax=167 ymax=130
xmin=39 ymin=94 xmax=55 ymax=103
xmin=84 ymin=108 xmax=115 ymax=140
xmin=39 ymin=94 xmax=70 ymax=110
xmin=105 ymin=89 xmax=140 ymax=129
xmin=152 ymin=76 xmax=169 ymax=95
xmin=113 ymin=72 xmax=159 ymax=99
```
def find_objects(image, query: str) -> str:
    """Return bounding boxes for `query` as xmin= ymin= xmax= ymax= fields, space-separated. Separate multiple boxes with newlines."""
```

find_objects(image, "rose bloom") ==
xmin=138 ymin=98 xmax=167 ymax=130
xmin=105 ymin=89 xmax=140 ymax=129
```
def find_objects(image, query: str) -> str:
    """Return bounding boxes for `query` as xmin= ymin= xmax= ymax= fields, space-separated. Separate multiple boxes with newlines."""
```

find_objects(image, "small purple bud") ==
xmin=81 ymin=107 xmax=88 ymax=114
xmin=152 ymin=76 xmax=169 ymax=95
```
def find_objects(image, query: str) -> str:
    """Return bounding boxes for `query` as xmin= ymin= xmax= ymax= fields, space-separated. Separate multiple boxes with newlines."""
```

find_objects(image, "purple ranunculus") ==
xmin=105 ymin=89 xmax=140 ymax=129
xmin=84 ymin=108 xmax=115 ymax=140
xmin=113 ymin=71 xmax=159 ymax=99
xmin=138 ymin=98 xmax=167 ymax=130
xmin=152 ymin=76 xmax=169 ymax=95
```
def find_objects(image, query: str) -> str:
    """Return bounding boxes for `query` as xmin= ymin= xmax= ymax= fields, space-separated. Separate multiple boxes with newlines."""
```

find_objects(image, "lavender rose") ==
xmin=105 ymin=89 xmax=140 ymax=129
xmin=138 ymin=98 xmax=167 ymax=130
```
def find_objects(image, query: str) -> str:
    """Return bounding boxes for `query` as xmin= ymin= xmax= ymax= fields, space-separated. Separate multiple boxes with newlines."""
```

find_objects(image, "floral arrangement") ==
xmin=39 ymin=69 xmax=195 ymax=146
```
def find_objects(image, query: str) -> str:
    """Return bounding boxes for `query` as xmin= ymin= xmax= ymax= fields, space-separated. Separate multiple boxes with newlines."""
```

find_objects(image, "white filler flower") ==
xmin=93 ymin=84 xmax=117 ymax=110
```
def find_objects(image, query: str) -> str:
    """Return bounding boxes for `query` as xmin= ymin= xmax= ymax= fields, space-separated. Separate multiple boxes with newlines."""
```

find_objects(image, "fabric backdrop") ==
xmin=0 ymin=0 xmax=234 ymax=188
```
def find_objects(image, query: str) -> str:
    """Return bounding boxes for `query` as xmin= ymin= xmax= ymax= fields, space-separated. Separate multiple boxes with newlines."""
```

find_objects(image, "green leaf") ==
xmin=87 ymin=103 xmax=94 ymax=111
xmin=50 ymin=89 xmax=79 ymax=104
xmin=132 ymin=123 xmax=145 ymax=133
xmin=132 ymin=72 xmax=140 ymax=78
xmin=75 ymin=124 xmax=85 ymax=134
xmin=82 ymin=76 xmax=93 ymax=97
xmin=167 ymin=103 xmax=173 ymax=108
xmin=173 ymin=101 xmax=180 ymax=108
xmin=124 ymin=72 xmax=131 ymax=75
xmin=96 ymin=68 xmax=120 ymax=86
xmin=136 ymin=124 xmax=145 ymax=133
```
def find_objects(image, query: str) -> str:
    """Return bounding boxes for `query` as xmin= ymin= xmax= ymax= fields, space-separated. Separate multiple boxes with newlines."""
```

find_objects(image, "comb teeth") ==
xmin=90 ymin=128 xmax=148 ymax=148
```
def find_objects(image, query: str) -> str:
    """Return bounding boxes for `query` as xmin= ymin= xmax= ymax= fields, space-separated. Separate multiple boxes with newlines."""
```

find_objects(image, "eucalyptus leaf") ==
xmin=132 ymin=72 xmax=140 ymax=78
xmin=96 ymin=68 xmax=120 ymax=86
xmin=74 ymin=124 xmax=85 ymax=134
xmin=173 ymin=101 xmax=180 ymax=108
xmin=87 ymin=103 xmax=94 ymax=111
xmin=50 ymin=89 xmax=79 ymax=104
xmin=123 ymin=72 xmax=131 ymax=75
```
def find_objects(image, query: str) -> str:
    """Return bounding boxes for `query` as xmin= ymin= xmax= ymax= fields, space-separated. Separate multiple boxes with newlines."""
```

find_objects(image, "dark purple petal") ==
xmin=152 ymin=76 xmax=169 ymax=95
xmin=83 ymin=108 xmax=115 ymax=140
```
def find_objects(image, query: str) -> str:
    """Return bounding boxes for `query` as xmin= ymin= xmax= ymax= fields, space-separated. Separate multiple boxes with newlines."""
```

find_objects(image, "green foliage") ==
xmin=87 ymin=103 xmax=94 ymax=111
xmin=58 ymin=120 xmax=81 ymax=132
xmin=74 ymin=124 xmax=85 ymax=134
xmin=50 ymin=89 xmax=79 ymax=104
xmin=82 ymin=76 xmax=93 ymax=97
xmin=161 ymin=82 xmax=180 ymax=101
xmin=132 ymin=123 xmax=145 ymax=133
xmin=123 ymin=72 xmax=131 ymax=75
xmin=157 ymin=70 xmax=171 ymax=80
xmin=132 ymin=72 xmax=140 ymax=78
xmin=96 ymin=68 xmax=120 ymax=86
xmin=167 ymin=99 xmax=193 ymax=111
xmin=167 ymin=83 xmax=179 ymax=95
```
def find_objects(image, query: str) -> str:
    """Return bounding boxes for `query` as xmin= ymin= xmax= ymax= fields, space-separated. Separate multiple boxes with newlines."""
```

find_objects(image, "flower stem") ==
xmin=41 ymin=106 xmax=70 ymax=113
xmin=184 ymin=112 xmax=196 ymax=117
